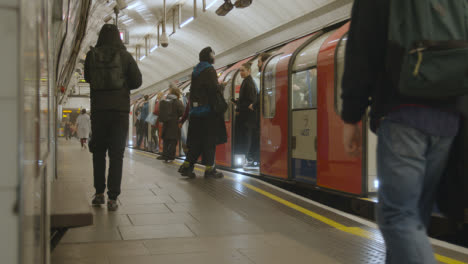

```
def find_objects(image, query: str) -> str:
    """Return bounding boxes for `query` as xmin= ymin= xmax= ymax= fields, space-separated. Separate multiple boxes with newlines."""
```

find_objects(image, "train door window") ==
xmin=250 ymin=56 xmax=261 ymax=93
xmin=263 ymin=55 xmax=281 ymax=119
xmin=291 ymin=69 xmax=317 ymax=109
xmin=223 ymin=71 xmax=236 ymax=121
xmin=334 ymin=34 xmax=347 ymax=115
xmin=292 ymin=31 xmax=334 ymax=72
xmin=234 ymin=70 xmax=243 ymax=100
xmin=291 ymin=31 xmax=335 ymax=110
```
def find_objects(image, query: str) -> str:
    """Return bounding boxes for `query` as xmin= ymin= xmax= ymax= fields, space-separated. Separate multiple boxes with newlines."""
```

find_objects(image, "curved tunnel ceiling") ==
xmin=79 ymin=0 xmax=347 ymax=93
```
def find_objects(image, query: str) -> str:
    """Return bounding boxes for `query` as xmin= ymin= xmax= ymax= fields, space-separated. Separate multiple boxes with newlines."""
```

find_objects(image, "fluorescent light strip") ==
xmin=139 ymin=55 xmax=146 ymax=61
xmin=206 ymin=0 xmax=218 ymax=9
xmin=150 ymin=45 xmax=158 ymax=53
xmin=180 ymin=17 xmax=194 ymax=28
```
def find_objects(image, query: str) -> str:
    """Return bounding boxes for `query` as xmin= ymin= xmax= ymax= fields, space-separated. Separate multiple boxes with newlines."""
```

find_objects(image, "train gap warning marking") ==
xmin=133 ymin=151 xmax=466 ymax=264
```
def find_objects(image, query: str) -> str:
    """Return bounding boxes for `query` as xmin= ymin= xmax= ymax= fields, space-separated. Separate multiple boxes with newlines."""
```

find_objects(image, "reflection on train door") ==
xmin=289 ymin=31 xmax=333 ymax=183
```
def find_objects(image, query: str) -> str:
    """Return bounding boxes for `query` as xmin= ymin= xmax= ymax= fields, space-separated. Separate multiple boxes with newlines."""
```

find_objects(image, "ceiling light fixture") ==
xmin=150 ymin=45 xmax=158 ymax=53
xmin=206 ymin=0 xmax=219 ymax=9
xmin=180 ymin=17 xmax=194 ymax=28
xmin=115 ymin=0 xmax=128 ymax=10
xmin=139 ymin=55 xmax=146 ymax=61
xmin=216 ymin=0 xmax=233 ymax=16
xmin=234 ymin=0 xmax=252 ymax=8
xmin=126 ymin=2 xmax=139 ymax=10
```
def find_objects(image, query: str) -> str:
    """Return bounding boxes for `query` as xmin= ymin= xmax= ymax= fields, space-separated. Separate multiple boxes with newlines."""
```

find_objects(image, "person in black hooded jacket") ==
xmin=178 ymin=47 xmax=226 ymax=179
xmin=84 ymin=24 xmax=142 ymax=211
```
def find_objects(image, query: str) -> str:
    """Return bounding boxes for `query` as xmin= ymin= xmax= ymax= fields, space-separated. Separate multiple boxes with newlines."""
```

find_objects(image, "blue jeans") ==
xmin=376 ymin=119 xmax=455 ymax=264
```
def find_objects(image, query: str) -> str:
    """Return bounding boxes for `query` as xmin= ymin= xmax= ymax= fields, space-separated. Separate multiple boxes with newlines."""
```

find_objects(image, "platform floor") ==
xmin=52 ymin=138 xmax=468 ymax=264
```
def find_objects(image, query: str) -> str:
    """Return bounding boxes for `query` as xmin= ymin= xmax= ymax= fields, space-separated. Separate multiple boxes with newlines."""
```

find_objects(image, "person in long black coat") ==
xmin=178 ymin=47 xmax=227 ymax=179
xmin=234 ymin=62 xmax=259 ymax=166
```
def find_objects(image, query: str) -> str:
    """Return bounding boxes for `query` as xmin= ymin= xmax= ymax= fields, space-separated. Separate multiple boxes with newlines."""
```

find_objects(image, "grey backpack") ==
xmin=387 ymin=0 xmax=468 ymax=99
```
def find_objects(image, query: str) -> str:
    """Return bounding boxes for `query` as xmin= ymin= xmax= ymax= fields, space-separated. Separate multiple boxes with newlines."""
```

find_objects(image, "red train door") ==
xmin=215 ymin=58 xmax=253 ymax=168
xmin=260 ymin=37 xmax=311 ymax=179
xmin=316 ymin=23 xmax=366 ymax=196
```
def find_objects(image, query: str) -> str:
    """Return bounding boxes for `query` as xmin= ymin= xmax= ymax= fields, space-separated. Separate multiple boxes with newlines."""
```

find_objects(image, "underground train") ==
xmin=128 ymin=21 xmax=378 ymax=197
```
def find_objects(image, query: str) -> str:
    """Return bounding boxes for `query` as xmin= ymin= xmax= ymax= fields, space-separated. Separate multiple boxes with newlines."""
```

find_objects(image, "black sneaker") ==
xmin=92 ymin=193 xmax=105 ymax=206
xmin=204 ymin=168 xmax=224 ymax=179
xmin=179 ymin=165 xmax=196 ymax=178
xmin=107 ymin=199 xmax=118 ymax=211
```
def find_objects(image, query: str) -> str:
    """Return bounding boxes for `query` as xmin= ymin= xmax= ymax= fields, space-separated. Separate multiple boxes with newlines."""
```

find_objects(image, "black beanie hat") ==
xmin=199 ymin=47 xmax=214 ymax=63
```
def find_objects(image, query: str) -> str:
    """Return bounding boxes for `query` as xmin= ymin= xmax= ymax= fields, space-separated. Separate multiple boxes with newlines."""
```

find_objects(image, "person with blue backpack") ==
xmin=178 ymin=47 xmax=227 ymax=179
xmin=84 ymin=24 xmax=142 ymax=211
xmin=341 ymin=1 xmax=466 ymax=263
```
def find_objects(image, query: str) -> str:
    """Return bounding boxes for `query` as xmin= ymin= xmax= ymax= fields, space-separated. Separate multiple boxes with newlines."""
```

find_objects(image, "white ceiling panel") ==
xmin=78 ymin=0 xmax=350 ymax=92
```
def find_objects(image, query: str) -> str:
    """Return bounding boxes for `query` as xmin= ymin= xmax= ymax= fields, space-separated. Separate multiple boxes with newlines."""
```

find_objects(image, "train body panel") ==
xmin=315 ymin=23 xmax=364 ymax=195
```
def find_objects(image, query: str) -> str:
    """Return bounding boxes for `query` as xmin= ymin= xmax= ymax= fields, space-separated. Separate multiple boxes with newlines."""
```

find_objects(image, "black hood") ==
xmin=96 ymin=24 xmax=126 ymax=50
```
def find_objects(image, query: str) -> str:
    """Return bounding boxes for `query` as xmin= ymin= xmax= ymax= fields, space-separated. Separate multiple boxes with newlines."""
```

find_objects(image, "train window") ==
xmin=335 ymin=34 xmax=347 ymax=115
xmin=250 ymin=56 xmax=261 ymax=93
xmin=291 ymin=68 xmax=317 ymax=109
xmin=223 ymin=71 xmax=236 ymax=121
xmin=292 ymin=31 xmax=334 ymax=72
xmin=263 ymin=55 xmax=281 ymax=119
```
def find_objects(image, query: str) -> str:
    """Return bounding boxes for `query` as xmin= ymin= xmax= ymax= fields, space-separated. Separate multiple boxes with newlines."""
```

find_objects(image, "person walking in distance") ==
xmin=84 ymin=24 xmax=142 ymax=211
xmin=76 ymin=109 xmax=91 ymax=149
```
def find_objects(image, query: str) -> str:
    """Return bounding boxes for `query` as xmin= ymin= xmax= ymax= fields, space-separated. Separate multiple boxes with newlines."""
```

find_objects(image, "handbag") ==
xmin=145 ymin=112 xmax=158 ymax=126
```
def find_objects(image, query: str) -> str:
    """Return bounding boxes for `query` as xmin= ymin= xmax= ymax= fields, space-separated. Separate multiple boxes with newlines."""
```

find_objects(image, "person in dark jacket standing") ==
xmin=233 ymin=62 xmax=258 ymax=166
xmin=178 ymin=47 xmax=225 ymax=179
xmin=84 ymin=24 xmax=142 ymax=211
xmin=157 ymin=86 xmax=185 ymax=162
xmin=341 ymin=1 xmax=459 ymax=263
xmin=137 ymin=95 xmax=149 ymax=149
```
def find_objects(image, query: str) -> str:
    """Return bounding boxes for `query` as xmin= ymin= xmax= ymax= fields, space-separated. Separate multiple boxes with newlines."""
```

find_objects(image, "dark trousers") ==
xmin=246 ymin=126 xmax=259 ymax=162
xmin=186 ymin=116 xmax=217 ymax=166
xmin=137 ymin=121 xmax=148 ymax=148
xmin=162 ymin=138 xmax=177 ymax=159
xmin=91 ymin=112 xmax=129 ymax=200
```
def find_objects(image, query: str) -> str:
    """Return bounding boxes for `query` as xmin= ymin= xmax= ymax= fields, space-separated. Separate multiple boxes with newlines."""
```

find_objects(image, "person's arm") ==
xmin=341 ymin=0 xmax=388 ymax=124
xmin=206 ymin=68 xmax=219 ymax=108
xmin=84 ymin=50 xmax=92 ymax=84
xmin=179 ymin=99 xmax=190 ymax=124
xmin=341 ymin=0 xmax=388 ymax=156
xmin=239 ymin=80 xmax=256 ymax=112
xmin=125 ymin=52 xmax=142 ymax=90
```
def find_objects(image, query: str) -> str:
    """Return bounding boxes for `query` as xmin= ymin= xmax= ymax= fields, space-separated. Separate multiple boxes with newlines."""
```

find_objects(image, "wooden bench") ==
xmin=50 ymin=181 xmax=93 ymax=250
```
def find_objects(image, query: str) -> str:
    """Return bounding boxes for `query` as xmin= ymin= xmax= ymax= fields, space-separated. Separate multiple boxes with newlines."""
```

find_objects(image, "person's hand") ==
xmin=343 ymin=123 xmax=362 ymax=157
xmin=248 ymin=104 xmax=254 ymax=111
xmin=178 ymin=123 xmax=183 ymax=129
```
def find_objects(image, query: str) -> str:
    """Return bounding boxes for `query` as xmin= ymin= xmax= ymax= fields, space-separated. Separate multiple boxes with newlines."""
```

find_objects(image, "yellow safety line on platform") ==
xmin=133 ymin=151 xmax=465 ymax=264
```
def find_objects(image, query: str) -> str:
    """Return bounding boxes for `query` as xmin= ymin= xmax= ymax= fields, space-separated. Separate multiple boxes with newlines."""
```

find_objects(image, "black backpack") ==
xmin=158 ymin=98 xmax=176 ymax=123
xmin=387 ymin=0 xmax=468 ymax=99
xmin=89 ymin=47 xmax=126 ymax=91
